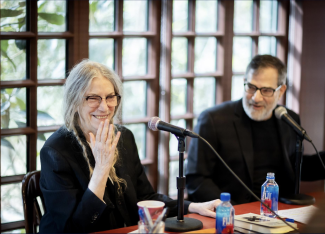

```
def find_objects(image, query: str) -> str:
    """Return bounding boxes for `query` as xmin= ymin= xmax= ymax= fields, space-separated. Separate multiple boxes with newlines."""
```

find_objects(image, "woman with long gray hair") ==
xmin=39 ymin=60 xmax=220 ymax=233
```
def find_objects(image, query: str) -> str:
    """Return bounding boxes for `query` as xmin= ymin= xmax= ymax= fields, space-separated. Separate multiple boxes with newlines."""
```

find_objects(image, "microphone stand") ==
xmin=279 ymin=135 xmax=315 ymax=205
xmin=164 ymin=135 xmax=203 ymax=232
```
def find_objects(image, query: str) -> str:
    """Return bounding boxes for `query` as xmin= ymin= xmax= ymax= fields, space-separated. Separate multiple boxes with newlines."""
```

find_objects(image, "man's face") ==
xmin=242 ymin=67 xmax=287 ymax=121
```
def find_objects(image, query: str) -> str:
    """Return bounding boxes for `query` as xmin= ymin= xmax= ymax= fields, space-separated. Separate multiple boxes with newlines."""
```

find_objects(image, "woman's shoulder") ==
xmin=115 ymin=125 xmax=138 ymax=155
xmin=43 ymin=126 xmax=80 ymax=153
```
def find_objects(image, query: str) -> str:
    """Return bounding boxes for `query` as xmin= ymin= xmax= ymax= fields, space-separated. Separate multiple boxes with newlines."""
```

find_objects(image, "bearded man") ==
xmin=186 ymin=55 xmax=325 ymax=204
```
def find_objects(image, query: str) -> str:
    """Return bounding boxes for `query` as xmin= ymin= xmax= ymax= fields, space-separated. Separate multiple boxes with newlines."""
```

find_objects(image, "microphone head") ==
xmin=148 ymin=116 xmax=161 ymax=131
xmin=275 ymin=106 xmax=287 ymax=119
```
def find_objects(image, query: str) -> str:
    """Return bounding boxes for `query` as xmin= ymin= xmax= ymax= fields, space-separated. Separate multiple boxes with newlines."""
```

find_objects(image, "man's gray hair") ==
xmin=245 ymin=54 xmax=287 ymax=86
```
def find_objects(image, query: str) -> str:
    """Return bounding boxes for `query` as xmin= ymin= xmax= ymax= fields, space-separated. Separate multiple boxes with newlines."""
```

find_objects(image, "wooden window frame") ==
xmin=0 ymin=1 xmax=86 ymax=231
xmin=1 ymin=0 xmax=290 ymax=231
xmin=158 ymin=0 xmax=289 ymax=196
xmin=87 ymin=0 xmax=161 ymax=187
xmin=231 ymin=0 xmax=289 ymax=103
xmin=159 ymin=0 xmax=228 ymax=196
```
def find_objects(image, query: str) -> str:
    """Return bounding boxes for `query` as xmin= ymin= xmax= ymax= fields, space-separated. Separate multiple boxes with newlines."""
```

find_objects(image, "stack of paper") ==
xmin=234 ymin=213 xmax=298 ymax=233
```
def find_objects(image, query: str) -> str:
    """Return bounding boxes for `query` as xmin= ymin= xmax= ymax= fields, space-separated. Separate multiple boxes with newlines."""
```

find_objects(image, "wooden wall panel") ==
xmin=299 ymin=0 xmax=325 ymax=193
xmin=299 ymin=0 xmax=325 ymax=154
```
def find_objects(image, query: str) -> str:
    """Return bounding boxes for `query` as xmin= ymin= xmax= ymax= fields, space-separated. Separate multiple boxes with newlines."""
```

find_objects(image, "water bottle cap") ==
xmin=266 ymin=172 xmax=275 ymax=179
xmin=220 ymin=192 xmax=231 ymax=202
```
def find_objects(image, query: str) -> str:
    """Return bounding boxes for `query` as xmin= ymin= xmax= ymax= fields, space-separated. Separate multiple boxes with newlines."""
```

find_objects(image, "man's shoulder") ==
xmin=195 ymin=100 xmax=241 ymax=128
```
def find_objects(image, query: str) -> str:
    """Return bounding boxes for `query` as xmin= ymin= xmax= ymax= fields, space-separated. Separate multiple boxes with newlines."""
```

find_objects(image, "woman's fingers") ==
xmin=106 ymin=124 xmax=114 ymax=147
xmin=96 ymin=121 xmax=104 ymax=142
xmin=101 ymin=119 xmax=110 ymax=143
xmin=111 ymin=131 xmax=121 ymax=151
xmin=92 ymin=123 xmax=120 ymax=168
xmin=106 ymin=131 xmax=121 ymax=164
xmin=89 ymin=132 xmax=96 ymax=148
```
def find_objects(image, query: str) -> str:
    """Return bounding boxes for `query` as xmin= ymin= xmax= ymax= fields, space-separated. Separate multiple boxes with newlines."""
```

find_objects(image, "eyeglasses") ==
xmin=244 ymin=83 xmax=282 ymax=97
xmin=85 ymin=94 xmax=121 ymax=108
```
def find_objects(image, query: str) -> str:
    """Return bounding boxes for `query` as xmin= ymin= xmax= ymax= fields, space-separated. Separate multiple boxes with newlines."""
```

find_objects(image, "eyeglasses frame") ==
xmin=244 ymin=82 xmax=282 ymax=97
xmin=85 ymin=94 xmax=121 ymax=107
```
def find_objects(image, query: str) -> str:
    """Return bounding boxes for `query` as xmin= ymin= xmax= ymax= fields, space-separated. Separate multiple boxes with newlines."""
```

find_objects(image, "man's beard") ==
xmin=242 ymin=97 xmax=275 ymax=121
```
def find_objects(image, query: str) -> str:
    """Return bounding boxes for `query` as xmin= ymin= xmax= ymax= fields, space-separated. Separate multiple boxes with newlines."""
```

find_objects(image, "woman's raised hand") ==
xmin=89 ymin=119 xmax=121 ymax=176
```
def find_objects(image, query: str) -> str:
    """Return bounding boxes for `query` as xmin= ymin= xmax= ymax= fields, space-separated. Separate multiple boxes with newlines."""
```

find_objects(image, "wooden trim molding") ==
xmin=286 ymin=0 xmax=303 ymax=113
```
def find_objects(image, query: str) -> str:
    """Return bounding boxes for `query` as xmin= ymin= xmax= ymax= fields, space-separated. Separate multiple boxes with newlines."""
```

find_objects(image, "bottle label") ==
xmin=262 ymin=192 xmax=272 ymax=215
xmin=216 ymin=216 xmax=234 ymax=234
xmin=261 ymin=185 xmax=278 ymax=217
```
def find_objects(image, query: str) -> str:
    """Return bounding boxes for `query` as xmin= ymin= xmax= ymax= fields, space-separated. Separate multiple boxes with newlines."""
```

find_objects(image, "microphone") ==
xmin=275 ymin=106 xmax=312 ymax=142
xmin=148 ymin=117 xmax=199 ymax=138
xmin=149 ymin=116 xmax=299 ymax=232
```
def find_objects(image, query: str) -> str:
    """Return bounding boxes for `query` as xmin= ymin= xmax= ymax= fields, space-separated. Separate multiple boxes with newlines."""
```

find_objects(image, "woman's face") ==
xmin=79 ymin=75 xmax=116 ymax=137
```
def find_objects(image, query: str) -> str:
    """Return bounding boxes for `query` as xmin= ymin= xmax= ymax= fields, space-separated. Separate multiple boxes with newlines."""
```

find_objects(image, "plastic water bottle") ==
xmin=260 ymin=172 xmax=279 ymax=218
xmin=216 ymin=193 xmax=235 ymax=234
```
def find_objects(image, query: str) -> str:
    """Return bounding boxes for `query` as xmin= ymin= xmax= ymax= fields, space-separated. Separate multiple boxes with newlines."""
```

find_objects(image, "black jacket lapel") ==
xmin=233 ymin=100 xmax=254 ymax=184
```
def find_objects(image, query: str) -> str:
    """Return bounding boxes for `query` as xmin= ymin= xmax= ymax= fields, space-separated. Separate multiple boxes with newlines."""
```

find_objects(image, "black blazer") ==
xmin=40 ymin=126 xmax=191 ymax=233
xmin=186 ymin=99 xmax=325 ymax=205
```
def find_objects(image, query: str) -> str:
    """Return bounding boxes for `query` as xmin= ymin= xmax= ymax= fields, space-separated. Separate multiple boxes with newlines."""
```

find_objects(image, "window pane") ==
xmin=169 ymin=119 xmax=186 ymax=157
xmin=1 ymin=135 xmax=27 ymax=176
xmin=193 ymin=118 xmax=198 ymax=129
xmin=37 ymin=86 xmax=64 ymax=127
xmin=1 ymin=183 xmax=24 ymax=223
xmin=193 ymin=78 xmax=215 ymax=115
xmin=124 ymin=124 xmax=146 ymax=160
xmin=231 ymin=75 xmax=244 ymax=101
xmin=194 ymin=37 xmax=216 ymax=73
xmin=234 ymin=0 xmax=253 ymax=33
xmin=172 ymin=0 xmax=188 ymax=32
xmin=260 ymin=0 xmax=278 ymax=33
xmin=38 ymin=39 xmax=66 ymax=79
xmin=1 ymin=88 xmax=26 ymax=129
xmin=258 ymin=36 xmax=277 ymax=56
xmin=38 ymin=0 xmax=66 ymax=32
xmin=0 ymin=0 xmax=26 ymax=32
xmin=89 ymin=0 xmax=114 ymax=32
xmin=196 ymin=0 xmax=218 ymax=32
xmin=2 ymin=229 xmax=26 ymax=233
xmin=123 ymin=0 xmax=147 ymax=32
xmin=172 ymin=38 xmax=188 ymax=74
xmin=89 ymin=39 xmax=114 ymax=70
xmin=122 ymin=38 xmax=147 ymax=76
xmin=1 ymin=39 xmax=27 ymax=81
xmin=232 ymin=37 xmax=252 ymax=72
xmin=37 ymin=132 xmax=54 ymax=170
xmin=122 ymin=81 xmax=146 ymax=119
xmin=171 ymin=79 xmax=187 ymax=116
xmin=169 ymin=159 xmax=187 ymax=197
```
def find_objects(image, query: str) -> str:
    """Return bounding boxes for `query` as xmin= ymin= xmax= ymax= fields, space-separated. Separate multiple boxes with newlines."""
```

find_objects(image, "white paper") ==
xmin=278 ymin=205 xmax=319 ymax=224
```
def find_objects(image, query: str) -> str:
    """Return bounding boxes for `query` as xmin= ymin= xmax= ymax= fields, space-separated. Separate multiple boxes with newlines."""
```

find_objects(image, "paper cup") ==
xmin=137 ymin=200 xmax=165 ymax=221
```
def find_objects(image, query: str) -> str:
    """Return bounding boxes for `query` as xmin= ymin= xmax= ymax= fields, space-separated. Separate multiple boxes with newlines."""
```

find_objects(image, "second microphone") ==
xmin=148 ymin=117 xmax=199 ymax=138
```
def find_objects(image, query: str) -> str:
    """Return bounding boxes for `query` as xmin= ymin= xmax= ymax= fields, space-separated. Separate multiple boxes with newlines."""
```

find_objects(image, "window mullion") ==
xmin=28 ymin=0 xmax=38 ymax=172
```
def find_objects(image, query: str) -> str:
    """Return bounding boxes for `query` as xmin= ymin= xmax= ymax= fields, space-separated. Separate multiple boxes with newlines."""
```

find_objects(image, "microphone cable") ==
xmin=198 ymin=135 xmax=300 ymax=233
xmin=310 ymin=141 xmax=325 ymax=172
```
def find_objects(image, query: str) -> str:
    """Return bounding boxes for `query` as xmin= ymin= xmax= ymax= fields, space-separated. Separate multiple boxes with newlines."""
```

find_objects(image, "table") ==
xmin=97 ymin=192 xmax=325 ymax=233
